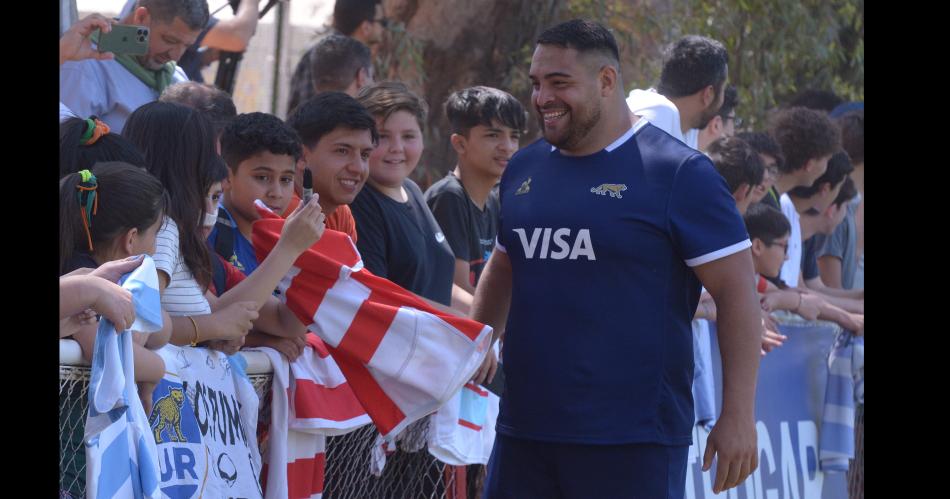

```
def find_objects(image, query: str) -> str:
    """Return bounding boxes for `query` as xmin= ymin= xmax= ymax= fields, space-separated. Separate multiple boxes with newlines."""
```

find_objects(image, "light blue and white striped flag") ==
xmin=819 ymin=328 xmax=863 ymax=472
xmin=84 ymin=255 xmax=164 ymax=499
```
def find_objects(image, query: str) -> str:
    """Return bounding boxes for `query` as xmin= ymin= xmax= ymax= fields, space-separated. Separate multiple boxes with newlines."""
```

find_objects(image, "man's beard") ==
xmin=541 ymin=103 xmax=602 ymax=152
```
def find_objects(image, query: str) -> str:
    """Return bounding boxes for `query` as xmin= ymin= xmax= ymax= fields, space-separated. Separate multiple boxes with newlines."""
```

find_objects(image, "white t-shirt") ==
xmin=153 ymin=216 xmax=212 ymax=316
xmin=626 ymin=88 xmax=700 ymax=149
xmin=779 ymin=194 xmax=803 ymax=287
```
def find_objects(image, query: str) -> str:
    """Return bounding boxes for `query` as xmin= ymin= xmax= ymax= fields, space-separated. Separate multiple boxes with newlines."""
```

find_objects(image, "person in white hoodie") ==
xmin=626 ymin=35 xmax=729 ymax=149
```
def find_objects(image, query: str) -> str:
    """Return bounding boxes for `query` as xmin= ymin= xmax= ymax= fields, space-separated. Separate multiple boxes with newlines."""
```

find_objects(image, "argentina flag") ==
xmin=819 ymin=329 xmax=863 ymax=472
xmin=84 ymin=255 xmax=164 ymax=498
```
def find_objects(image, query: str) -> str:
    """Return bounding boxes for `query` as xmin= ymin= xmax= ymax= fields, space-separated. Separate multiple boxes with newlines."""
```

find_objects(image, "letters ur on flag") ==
xmin=251 ymin=202 xmax=493 ymax=438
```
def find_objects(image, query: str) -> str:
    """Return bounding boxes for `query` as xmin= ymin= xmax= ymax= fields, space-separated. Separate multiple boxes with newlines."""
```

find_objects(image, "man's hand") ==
xmin=760 ymin=328 xmax=786 ymax=355
xmin=266 ymin=335 xmax=306 ymax=361
xmin=796 ymin=294 xmax=821 ymax=321
xmin=703 ymin=412 xmax=758 ymax=493
xmin=61 ymin=13 xmax=115 ymax=65
xmin=471 ymin=348 xmax=497 ymax=385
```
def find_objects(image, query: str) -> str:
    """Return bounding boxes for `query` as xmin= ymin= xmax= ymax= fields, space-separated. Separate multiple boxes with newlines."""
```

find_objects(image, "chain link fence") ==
xmin=59 ymin=351 xmax=484 ymax=499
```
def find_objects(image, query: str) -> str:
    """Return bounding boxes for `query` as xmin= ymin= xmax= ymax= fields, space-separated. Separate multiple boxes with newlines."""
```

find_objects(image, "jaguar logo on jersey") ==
xmin=512 ymin=228 xmax=596 ymax=260
xmin=591 ymin=183 xmax=627 ymax=198
xmin=515 ymin=177 xmax=531 ymax=195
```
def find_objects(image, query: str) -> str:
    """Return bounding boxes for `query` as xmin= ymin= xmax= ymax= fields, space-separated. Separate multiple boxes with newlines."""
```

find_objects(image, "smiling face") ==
xmin=529 ymin=44 xmax=605 ymax=153
xmin=301 ymin=126 xmax=375 ymax=213
xmin=367 ymin=110 xmax=424 ymax=188
xmin=225 ymin=151 xmax=297 ymax=231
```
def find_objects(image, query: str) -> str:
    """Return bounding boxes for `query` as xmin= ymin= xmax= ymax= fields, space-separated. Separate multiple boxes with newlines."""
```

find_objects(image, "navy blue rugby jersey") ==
xmin=494 ymin=120 xmax=750 ymax=445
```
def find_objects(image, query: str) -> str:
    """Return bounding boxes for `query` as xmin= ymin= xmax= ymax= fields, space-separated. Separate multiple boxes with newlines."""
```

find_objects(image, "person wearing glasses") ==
xmin=697 ymin=85 xmax=740 ymax=151
xmin=332 ymin=0 xmax=389 ymax=55
xmin=287 ymin=0 xmax=386 ymax=114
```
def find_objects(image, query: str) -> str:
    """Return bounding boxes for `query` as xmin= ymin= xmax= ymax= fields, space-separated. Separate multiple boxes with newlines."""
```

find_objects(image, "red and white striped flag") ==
xmin=255 ymin=333 xmax=371 ymax=499
xmin=252 ymin=203 xmax=492 ymax=439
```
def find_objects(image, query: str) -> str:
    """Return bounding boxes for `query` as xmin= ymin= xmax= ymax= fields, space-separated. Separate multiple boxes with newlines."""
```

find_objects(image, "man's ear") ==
xmin=356 ymin=20 xmax=374 ymax=40
xmin=599 ymin=64 xmax=619 ymax=96
xmin=750 ymin=238 xmax=765 ymax=257
xmin=356 ymin=66 xmax=372 ymax=89
xmin=701 ymin=85 xmax=717 ymax=107
xmin=450 ymin=133 xmax=466 ymax=156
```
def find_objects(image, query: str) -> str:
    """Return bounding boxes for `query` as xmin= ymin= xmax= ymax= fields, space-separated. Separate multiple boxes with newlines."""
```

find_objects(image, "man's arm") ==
xmin=452 ymin=259 xmax=476 ymax=294
xmin=692 ymin=249 xmax=761 ymax=494
xmin=801 ymin=276 xmax=863 ymax=313
xmin=201 ymin=1 xmax=260 ymax=52
xmin=469 ymin=248 xmax=513 ymax=384
xmin=450 ymin=283 xmax=473 ymax=315
xmin=816 ymin=255 xmax=844 ymax=288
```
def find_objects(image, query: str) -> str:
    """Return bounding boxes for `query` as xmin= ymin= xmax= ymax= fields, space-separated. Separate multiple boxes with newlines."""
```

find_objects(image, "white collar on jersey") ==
xmin=550 ymin=117 xmax=648 ymax=153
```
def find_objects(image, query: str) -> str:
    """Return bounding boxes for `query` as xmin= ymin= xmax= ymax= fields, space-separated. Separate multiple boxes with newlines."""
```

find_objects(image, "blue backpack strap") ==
xmin=212 ymin=213 xmax=237 ymax=264
xmin=210 ymin=254 xmax=228 ymax=297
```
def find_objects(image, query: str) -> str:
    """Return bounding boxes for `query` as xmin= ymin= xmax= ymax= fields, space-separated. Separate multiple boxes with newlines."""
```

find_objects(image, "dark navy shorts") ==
xmin=483 ymin=433 xmax=689 ymax=499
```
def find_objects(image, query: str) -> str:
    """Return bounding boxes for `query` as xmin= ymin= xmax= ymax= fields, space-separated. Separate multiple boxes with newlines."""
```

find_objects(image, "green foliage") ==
xmin=564 ymin=0 xmax=864 ymax=129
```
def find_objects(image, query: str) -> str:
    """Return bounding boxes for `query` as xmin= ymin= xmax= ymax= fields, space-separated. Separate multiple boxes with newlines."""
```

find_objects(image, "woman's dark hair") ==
xmin=122 ymin=101 xmax=218 ymax=290
xmin=60 ymin=117 xmax=146 ymax=178
xmin=60 ymin=161 xmax=167 ymax=274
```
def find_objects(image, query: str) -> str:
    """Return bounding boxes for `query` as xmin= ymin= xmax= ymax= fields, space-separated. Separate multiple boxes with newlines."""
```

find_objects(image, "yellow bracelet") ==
xmin=188 ymin=316 xmax=200 ymax=347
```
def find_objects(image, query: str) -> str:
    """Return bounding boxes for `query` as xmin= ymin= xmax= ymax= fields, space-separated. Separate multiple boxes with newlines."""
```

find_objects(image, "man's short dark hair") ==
xmin=769 ymin=107 xmax=841 ymax=173
xmin=836 ymin=110 xmax=864 ymax=165
xmin=537 ymin=19 xmax=620 ymax=64
xmin=287 ymin=91 xmax=379 ymax=149
xmin=788 ymin=150 xmax=853 ymax=199
xmin=160 ymin=81 xmax=237 ymax=137
xmin=445 ymin=86 xmax=527 ymax=136
xmin=220 ymin=113 xmax=303 ymax=172
xmin=287 ymin=35 xmax=372 ymax=115
xmin=707 ymin=137 xmax=764 ymax=194
xmin=333 ymin=0 xmax=380 ymax=36
xmin=744 ymin=202 xmax=791 ymax=243
xmin=736 ymin=131 xmax=785 ymax=170
xmin=832 ymin=176 xmax=857 ymax=209
xmin=656 ymin=35 xmax=729 ymax=98
xmin=717 ymin=85 xmax=739 ymax=119
xmin=787 ymin=89 xmax=843 ymax=113
xmin=138 ymin=0 xmax=209 ymax=30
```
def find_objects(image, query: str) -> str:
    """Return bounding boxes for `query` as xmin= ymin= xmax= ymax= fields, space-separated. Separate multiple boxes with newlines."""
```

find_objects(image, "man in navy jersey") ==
xmin=470 ymin=19 xmax=763 ymax=498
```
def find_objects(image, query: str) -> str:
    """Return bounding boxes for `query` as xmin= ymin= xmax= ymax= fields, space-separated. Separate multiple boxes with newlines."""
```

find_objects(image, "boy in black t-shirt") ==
xmin=424 ymin=86 xmax=526 ymax=292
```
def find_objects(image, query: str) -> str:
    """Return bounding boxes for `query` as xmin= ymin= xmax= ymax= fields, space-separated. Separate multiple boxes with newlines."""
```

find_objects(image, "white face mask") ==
xmin=201 ymin=205 xmax=219 ymax=228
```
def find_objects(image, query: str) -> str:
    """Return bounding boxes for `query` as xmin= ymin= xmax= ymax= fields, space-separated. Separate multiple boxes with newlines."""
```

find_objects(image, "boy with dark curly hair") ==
xmin=210 ymin=112 xmax=303 ymax=274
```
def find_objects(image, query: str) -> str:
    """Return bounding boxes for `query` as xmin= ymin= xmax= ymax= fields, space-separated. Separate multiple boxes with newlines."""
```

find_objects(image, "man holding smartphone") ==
xmin=60 ymin=0 xmax=209 ymax=132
